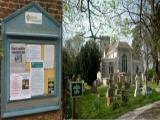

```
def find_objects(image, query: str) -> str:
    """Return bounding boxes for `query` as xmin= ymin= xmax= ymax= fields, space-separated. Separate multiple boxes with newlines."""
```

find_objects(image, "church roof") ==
xmin=118 ymin=41 xmax=132 ymax=50
xmin=107 ymin=41 xmax=131 ymax=52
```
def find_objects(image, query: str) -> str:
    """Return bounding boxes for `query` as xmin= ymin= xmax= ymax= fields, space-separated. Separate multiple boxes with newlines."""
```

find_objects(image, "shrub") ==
xmin=111 ymin=97 xmax=120 ymax=110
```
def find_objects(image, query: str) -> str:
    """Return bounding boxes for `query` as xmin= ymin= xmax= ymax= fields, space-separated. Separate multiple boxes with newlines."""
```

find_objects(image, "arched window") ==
xmin=136 ymin=66 xmax=139 ymax=74
xmin=122 ymin=54 xmax=127 ymax=72
xmin=109 ymin=62 xmax=113 ymax=74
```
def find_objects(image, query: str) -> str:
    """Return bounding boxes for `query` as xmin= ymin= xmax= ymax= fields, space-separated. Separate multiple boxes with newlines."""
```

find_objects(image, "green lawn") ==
xmin=65 ymin=82 xmax=160 ymax=119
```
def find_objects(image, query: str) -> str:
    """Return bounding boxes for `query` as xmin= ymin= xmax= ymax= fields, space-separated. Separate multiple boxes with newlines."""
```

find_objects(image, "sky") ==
xmin=63 ymin=0 xmax=135 ymax=46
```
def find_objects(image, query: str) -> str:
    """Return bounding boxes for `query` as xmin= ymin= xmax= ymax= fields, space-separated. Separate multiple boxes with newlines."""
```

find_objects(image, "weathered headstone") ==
xmin=114 ymin=72 xmax=122 ymax=104
xmin=97 ymin=71 xmax=102 ymax=84
xmin=106 ymin=86 xmax=113 ymax=106
xmin=121 ymin=73 xmax=129 ymax=103
xmin=115 ymin=71 xmax=122 ymax=96
xmin=106 ymin=76 xmax=114 ymax=106
xmin=134 ymin=74 xmax=141 ymax=97
xmin=92 ymin=81 xmax=97 ymax=93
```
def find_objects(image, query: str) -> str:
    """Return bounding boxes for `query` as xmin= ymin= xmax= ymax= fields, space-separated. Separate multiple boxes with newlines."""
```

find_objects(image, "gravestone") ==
xmin=97 ymin=71 xmax=102 ymax=84
xmin=92 ymin=80 xmax=97 ymax=93
xmin=106 ymin=75 xmax=114 ymax=106
xmin=120 ymin=73 xmax=129 ymax=103
xmin=115 ymin=72 xmax=122 ymax=96
xmin=106 ymin=85 xmax=114 ymax=106
xmin=134 ymin=74 xmax=141 ymax=97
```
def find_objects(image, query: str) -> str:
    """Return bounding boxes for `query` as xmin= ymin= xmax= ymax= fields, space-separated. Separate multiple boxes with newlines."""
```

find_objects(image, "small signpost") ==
xmin=71 ymin=82 xmax=83 ymax=119
xmin=71 ymin=82 xmax=83 ymax=97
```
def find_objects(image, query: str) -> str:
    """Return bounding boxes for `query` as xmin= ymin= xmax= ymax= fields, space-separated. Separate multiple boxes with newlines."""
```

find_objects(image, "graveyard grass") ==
xmin=66 ymin=81 xmax=160 ymax=119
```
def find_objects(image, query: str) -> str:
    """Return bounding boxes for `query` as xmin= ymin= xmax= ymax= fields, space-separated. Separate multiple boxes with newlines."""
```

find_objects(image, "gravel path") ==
xmin=117 ymin=101 xmax=160 ymax=120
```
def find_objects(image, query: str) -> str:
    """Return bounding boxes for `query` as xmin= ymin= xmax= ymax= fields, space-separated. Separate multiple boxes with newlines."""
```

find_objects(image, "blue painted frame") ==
xmin=1 ymin=2 xmax=62 ymax=118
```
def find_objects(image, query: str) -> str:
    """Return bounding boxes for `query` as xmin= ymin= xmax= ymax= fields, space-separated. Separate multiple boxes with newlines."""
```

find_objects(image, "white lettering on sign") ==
xmin=71 ymin=82 xmax=83 ymax=97
xmin=73 ymin=85 xmax=81 ymax=94
xmin=25 ymin=12 xmax=42 ymax=24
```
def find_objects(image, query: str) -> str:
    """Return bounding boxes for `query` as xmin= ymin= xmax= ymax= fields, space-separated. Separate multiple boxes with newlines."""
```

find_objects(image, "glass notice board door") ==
xmin=10 ymin=43 xmax=55 ymax=101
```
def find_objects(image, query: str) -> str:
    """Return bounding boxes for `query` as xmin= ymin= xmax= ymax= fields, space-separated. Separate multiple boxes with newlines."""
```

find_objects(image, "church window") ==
xmin=109 ymin=62 xmax=113 ymax=74
xmin=122 ymin=54 xmax=127 ymax=72
xmin=136 ymin=66 xmax=139 ymax=74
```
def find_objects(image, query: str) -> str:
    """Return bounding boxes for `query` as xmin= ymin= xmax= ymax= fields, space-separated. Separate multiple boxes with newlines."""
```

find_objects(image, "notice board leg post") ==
xmin=78 ymin=97 xmax=80 ymax=119
xmin=72 ymin=97 xmax=75 ymax=119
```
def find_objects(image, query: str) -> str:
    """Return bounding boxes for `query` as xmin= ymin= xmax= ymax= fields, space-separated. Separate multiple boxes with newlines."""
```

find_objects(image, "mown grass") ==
xmin=66 ymin=82 xmax=160 ymax=119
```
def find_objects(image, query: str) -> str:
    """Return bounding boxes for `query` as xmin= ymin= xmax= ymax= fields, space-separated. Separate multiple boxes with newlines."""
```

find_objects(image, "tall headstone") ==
xmin=106 ymin=75 xmax=114 ymax=106
xmin=121 ymin=73 xmax=128 ymax=103
xmin=106 ymin=83 xmax=114 ymax=106
xmin=115 ymin=71 xmax=121 ymax=96
xmin=134 ymin=74 xmax=140 ymax=97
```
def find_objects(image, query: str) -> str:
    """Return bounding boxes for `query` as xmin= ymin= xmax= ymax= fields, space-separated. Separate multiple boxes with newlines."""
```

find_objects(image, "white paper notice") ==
xmin=30 ymin=61 xmax=44 ymax=96
xmin=44 ymin=45 xmax=55 ymax=68
xmin=26 ymin=45 xmax=41 ymax=62
xmin=10 ymin=44 xmax=26 ymax=73
xmin=10 ymin=74 xmax=22 ymax=100
xmin=21 ymin=73 xmax=31 ymax=99
xmin=10 ymin=73 xmax=31 ymax=100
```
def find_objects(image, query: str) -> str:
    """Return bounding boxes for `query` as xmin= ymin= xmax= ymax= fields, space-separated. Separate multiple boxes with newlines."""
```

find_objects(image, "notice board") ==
xmin=1 ymin=2 xmax=62 ymax=118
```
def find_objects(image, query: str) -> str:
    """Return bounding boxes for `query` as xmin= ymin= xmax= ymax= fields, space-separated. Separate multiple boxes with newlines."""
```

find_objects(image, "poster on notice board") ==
xmin=10 ymin=73 xmax=31 ymax=100
xmin=30 ymin=61 xmax=44 ymax=96
xmin=26 ymin=45 xmax=41 ymax=62
xmin=44 ymin=45 xmax=55 ymax=68
xmin=10 ymin=44 xmax=26 ymax=73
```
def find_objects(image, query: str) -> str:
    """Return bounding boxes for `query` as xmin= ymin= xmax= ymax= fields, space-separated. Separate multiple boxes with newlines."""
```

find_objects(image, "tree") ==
xmin=78 ymin=40 xmax=101 ymax=88
xmin=132 ymin=25 xmax=142 ymax=60
xmin=62 ymin=46 xmax=78 ymax=117
xmin=63 ymin=0 xmax=131 ymax=41
xmin=120 ymin=0 xmax=160 ymax=74
xmin=62 ymin=47 xmax=76 ymax=80
xmin=63 ymin=0 xmax=160 ymax=75
xmin=62 ymin=34 xmax=84 ymax=116
xmin=64 ymin=34 xmax=84 ymax=56
xmin=63 ymin=34 xmax=85 ymax=78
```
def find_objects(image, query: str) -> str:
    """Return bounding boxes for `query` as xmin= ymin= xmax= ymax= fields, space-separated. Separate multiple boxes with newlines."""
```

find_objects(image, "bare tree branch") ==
xmin=139 ymin=0 xmax=143 ymax=37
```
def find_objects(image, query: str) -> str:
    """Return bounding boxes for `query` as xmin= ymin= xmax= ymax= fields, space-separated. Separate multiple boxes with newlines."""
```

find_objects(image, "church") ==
xmin=99 ymin=37 xmax=143 ymax=83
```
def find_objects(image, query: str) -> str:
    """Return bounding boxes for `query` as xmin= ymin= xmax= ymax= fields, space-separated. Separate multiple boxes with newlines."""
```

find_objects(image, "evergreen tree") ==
xmin=78 ymin=40 xmax=101 ymax=87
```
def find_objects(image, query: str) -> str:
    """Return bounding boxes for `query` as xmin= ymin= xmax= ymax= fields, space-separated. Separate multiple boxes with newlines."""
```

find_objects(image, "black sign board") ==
xmin=71 ymin=82 xmax=83 ymax=97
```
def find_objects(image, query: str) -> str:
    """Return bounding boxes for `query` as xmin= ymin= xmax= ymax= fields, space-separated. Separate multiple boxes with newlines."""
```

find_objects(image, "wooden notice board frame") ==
xmin=1 ymin=2 xmax=62 ymax=118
